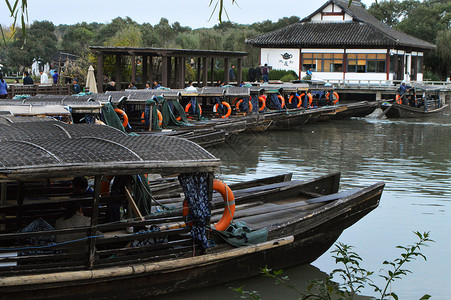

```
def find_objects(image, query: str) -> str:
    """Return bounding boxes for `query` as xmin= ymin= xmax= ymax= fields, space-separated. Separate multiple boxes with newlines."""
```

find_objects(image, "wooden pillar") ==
xmin=210 ymin=58 xmax=215 ymax=86
xmin=115 ymin=54 xmax=122 ymax=91
xmin=386 ymin=49 xmax=390 ymax=81
xmin=174 ymin=57 xmax=179 ymax=88
xmin=131 ymin=52 xmax=136 ymax=84
xmin=142 ymin=55 xmax=148 ymax=84
xmin=96 ymin=53 xmax=104 ymax=93
xmin=167 ymin=57 xmax=173 ymax=88
xmin=0 ymin=182 xmax=6 ymax=231
xmin=161 ymin=56 xmax=168 ymax=87
xmin=202 ymin=57 xmax=208 ymax=87
xmin=181 ymin=57 xmax=186 ymax=87
xmin=237 ymin=58 xmax=243 ymax=84
xmin=343 ymin=50 xmax=347 ymax=81
xmin=299 ymin=48 xmax=303 ymax=80
xmin=197 ymin=57 xmax=202 ymax=86
xmin=89 ymin=176 xmax=101 ymax=268
xmin=224 ymin=58 xmax=230 ymax=85
xmin=148 ymin=56 xmax=154 ymax=84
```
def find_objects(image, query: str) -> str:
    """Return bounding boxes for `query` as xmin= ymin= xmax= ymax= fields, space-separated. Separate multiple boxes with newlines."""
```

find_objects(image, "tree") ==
xmin=6 ymin=20 xmax=57 ymax=70
xmin=61 ymin=23 xmax=96 ymax=56
xmin=436 ymin=29 xmax=451 ymax=77
xmin=106 ymin=25 xmax=143 ymax=47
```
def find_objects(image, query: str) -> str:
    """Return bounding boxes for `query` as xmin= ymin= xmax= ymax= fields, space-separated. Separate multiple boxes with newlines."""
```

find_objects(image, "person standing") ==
xmin=306 ymin=68 xmax=313 ymax=79
xmin=23 ymin=71 xmax=34 ymax=85
xmin=128 ymin=82 xmax=137 ymax=89
xmin=397 ymin=80 xmax=411 ymax=105
xmin=39 ymin=70 xmax=49 ymax=84
xmin=72 ymin=78 xmax=81 ymax=94
xmin=248 ymin=65 xmax=256 ymax=82
xmin=262 ymin=64 xmax=269 ymax=83
xmin=52 ymin=70 xmax=58 ymax=84
xmin=229 ymin=64 xmax=236 ymax=82
xmin=0 ymin=73 xmax=7 ymax=99
xmin=255 ymin=64 xmax=262 ymax=82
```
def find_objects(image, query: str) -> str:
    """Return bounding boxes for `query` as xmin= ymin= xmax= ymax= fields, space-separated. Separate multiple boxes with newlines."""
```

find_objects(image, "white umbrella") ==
xmin=86 ymin=65 xmax=98 ymax=93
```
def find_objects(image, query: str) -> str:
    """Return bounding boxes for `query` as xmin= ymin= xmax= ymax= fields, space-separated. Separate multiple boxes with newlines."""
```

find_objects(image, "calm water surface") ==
xmin=160 ymin=107 xmax=451 ymax=299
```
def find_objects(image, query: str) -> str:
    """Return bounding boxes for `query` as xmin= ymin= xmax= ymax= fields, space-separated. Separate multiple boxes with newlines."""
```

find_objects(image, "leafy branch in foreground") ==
xmin=233 ymin=231 xmax=433 ymax=300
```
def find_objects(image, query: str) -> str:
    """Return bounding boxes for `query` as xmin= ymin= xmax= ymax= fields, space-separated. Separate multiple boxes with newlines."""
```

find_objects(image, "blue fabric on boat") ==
xmin=239 ymin=98 xmax=249 ymax=112
xmin=212 ymin=221 xmax=268 ymax=247
xmin=130 ymin=225 xmax=168 ymax=247
xmin=19 ymin=218 xmax=55 ymax=245
xmin=269 ymin=94 xmax=282 ymax=110
xmin=250 ymin=95 xmax=259 ymax=112
xmin=178 ymin=172 xmax=210 ymax=249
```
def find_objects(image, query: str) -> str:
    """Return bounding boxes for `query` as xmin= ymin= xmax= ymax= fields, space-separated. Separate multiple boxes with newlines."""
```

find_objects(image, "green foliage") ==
xmin=234 ymin=232 xmax=433 ymax=300
xmin=107 ymin=25 xmax=143 ymax=47
xmin=280 ymin=74 xmax=297 ymax=82
xmin=268 ymin=69 xmax=298 ymax=81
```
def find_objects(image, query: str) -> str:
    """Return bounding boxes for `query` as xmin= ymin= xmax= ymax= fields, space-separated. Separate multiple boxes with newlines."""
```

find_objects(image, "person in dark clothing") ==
xmin=105 ymin=81 xmax=116 ymax=91
xmin=397 ymin=80 xmax=412 ymax=105
xmin=72 ymin=78 xmax=81 ymax=94
xmin=255 ymin=64 xmax=262 ymax=82
xmin=23 ymin=71 xmax=34 ymax=85
xmin=72 ymin=177 xmax=94 ymax=197
xmin=248 ymin=65 xmax=256 ymax=82
xmin=262 ymin=64 xmax=269 ymax=83
xmin=229 ymin=65 xmax=236 ymax=82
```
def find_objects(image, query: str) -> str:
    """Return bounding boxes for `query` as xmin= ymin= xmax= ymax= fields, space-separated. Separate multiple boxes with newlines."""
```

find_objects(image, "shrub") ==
xmin=280 ymin=74 xmax=297 ymax=82
xmin=269 ymin=69 xmax=298 ymax=81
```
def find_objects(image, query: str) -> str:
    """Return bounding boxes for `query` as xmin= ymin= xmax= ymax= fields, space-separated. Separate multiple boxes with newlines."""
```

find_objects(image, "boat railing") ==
xmin=0 ymin=214 xmax=192 ymax=275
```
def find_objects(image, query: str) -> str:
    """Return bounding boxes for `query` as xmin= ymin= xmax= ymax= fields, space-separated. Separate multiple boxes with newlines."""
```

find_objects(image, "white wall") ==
xmin=261 ymin=48 xmax=300 ymax=75
xmin=345 ymin=73 xmax=387 ymax=81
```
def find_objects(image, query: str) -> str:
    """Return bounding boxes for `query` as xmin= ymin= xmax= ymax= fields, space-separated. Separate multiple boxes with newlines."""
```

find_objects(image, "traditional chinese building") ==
xmin=246 ymin=0 xmax=435 ymax=82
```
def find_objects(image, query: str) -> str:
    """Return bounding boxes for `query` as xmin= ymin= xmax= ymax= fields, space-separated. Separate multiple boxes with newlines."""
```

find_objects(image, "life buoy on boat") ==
xmin=326 ymin=92 xmax=339 ymax=105
xmin=114 ymin=108 xmax=129 ymax=128
xmin=288 ymin=94 xmax=302 ymax=108
xmin=395 ymin=94 xmax=402 ymax=104
xmin=214 ymin=102 xmax=232 ymax=118
xmin=157 ymin=110 xmax=163 ymax=127
xmin=232 ymin=97 xmax=242 ymax=105
xmin=235 ymin=99 xmax=253 ymax=112
xmin=141 ymin=110 xmax=163 ymax=126
xmin=183 ymin=179 xmax=235 ymax=231
xmin=278 ymin=94 xmax=286 ymax=108
xmin=184 ymin=102 xmax=202 ymax=116
xmin=299 ymin=93 xmax=313 ymax=108
xmin=258 ymin=96 xmax=266 ymax=111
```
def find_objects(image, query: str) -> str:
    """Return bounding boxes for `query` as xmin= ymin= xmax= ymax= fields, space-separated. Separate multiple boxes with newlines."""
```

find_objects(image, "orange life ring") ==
xmin=157 ymin=109 xmax=163 ymax=127
xmin=184 ymin=102 xmax=202 ymax=116
xmin=395 ymin=94 xmax=402 ymax=104
xmin=326 ymin=92 xmax=339 ymax=105
xmin=214 ymin=102 xmax=232 ymax=118
xmin=141 ymin=110 xmax=163 ymax=126
xmin=232 ymin=97 xmax=242 ymax=105
xmin=258 ymin=96 xmax=266 ymax=111
xmin=300 ymin=93 xmax=313 ymax=108
xmin=182 ymin=179 xmax=235 ymax=231
xmin=288 ymin=94 xmax=302 ymax=108
xmin=114 ymin=108 xmax=129 ymax=128
xmin=235 ymin=99 xmax=253 ymax=112
xmin=278 ymin=94 xmax=285 ymax=108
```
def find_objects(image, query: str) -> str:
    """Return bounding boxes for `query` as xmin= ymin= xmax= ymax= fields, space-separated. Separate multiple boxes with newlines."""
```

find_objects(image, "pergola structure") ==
xmin=90 ymin=46 xmax=247 ymax=92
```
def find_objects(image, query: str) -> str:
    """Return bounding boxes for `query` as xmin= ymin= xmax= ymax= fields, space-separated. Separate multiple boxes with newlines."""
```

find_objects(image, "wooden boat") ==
xmin=331 ymin=101 xmax=379 ymax=119
xmin=380 ymin=102 xmax=448 ymax=118
xmin=0 ymin=122 xmax=384 ymax=299
xmin=379 ymin=85 xmax=448 ymax=118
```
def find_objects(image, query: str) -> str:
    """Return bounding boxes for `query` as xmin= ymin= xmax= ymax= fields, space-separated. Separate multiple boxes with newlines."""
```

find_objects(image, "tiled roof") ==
xmin=246 ymin=0 xmax=435 ymax=50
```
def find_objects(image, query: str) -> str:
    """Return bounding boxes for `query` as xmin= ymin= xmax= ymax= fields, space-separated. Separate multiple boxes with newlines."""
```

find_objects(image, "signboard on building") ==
xmin=261 ymin=48 xmax=300 ymax=75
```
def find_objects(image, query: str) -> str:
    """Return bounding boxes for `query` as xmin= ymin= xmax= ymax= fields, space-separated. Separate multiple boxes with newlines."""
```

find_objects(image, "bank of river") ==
xmin=158 ymin=107 xmax=451 ymax=299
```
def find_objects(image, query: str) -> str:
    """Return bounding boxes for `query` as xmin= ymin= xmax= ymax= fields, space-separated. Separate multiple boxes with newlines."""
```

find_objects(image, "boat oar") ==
xmin=377 ymin=104 xmax=392 ymax=119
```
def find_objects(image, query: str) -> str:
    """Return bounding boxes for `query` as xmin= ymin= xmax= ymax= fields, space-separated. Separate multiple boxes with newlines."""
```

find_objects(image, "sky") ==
xmin=0 ymin=0 xmax=376 ymax=29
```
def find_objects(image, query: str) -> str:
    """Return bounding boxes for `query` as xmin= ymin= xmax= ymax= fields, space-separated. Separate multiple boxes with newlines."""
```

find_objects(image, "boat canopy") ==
xmin=0 ymin=123 xmax=220 ymax=181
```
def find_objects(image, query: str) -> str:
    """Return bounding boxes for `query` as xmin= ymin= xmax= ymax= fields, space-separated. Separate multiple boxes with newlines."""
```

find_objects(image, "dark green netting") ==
xmin=101 ymin=102 xmax=126 ymax=133
xmin=161 ymin=98 xmax=190 ymax=127
xmin=212 ymin=221 xmax=268 ymax=247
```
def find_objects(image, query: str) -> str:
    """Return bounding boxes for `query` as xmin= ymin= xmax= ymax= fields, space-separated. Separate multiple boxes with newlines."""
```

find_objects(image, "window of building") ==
xmin=302 ymin=53 xmax=343 ymax=72
xmin=416 ymin=56 xmax=423 ymax=73
xmin=347 ymin=53 xmax=386 ymax=73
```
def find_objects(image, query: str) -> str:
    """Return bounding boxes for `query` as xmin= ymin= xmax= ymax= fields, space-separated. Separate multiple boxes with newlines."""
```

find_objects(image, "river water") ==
xmin=160 ymin=106 xmax=451 ymax=299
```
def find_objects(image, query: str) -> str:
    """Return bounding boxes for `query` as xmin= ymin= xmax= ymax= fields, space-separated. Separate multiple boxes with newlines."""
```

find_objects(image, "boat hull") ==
xmin=0 ymin=180 xmax=384 ymax=300
xmin=380 ymin=103 xmax=449 ymax=118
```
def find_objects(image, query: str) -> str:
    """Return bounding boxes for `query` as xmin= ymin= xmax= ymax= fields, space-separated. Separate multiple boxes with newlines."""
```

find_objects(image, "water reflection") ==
xmin=206 ymin=109 xmax=451 ymax=299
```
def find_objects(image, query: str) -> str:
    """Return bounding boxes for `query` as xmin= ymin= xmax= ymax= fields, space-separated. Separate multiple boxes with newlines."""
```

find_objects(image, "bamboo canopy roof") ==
xmin=0 ymin=123 xmax=220 ymax=180
xmin=90 ymin=46 xmax=247 ymax=58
